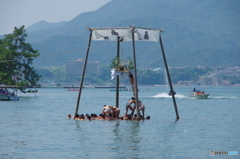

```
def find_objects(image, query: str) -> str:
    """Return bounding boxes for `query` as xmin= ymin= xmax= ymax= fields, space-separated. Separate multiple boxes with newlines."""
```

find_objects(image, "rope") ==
xmin=0 ymin=41 xmax=114 ymax=63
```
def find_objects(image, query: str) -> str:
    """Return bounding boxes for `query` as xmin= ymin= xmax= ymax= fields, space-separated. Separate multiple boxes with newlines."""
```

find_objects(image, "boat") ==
xmin=0 ymin=93 xmax=19 ymax=101
xmin=95 ymin=86 xmax=127 ymax=89
xmin=189 ymin=87 xmax=210 ymax=99
xmin=0 ymin=86 xmax=19 ymax=101
xmin=110 ymin=88 xmax=131 ymax=91
xmin=21 ymin=89 xmax=38 ymax=93
xmin=168 ymin=90 xmax=176 ymax=96
xmin=66 ymin=88 xmax=79 ymax=91
xmin=18 ymin=89 xmax=38 ymax=97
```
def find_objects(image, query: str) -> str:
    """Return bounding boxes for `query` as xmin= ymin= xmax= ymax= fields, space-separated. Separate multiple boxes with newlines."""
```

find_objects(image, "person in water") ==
xmin=138 ymin=100 xmax=145 ymax=118
xmin=112 ymin=106 xmax=120 ymax=118
xmin=106 ymin=113 xmax=114 ymax=120
xmin=102 ymin=105 xmax=113 ymax=116
xmin=102 ymin=105 xmax=120 ymax=119
xmin=145 ymin=116 xmax=150 ymax=120
xmin=126 ymin=97 xmax=145 ymax=117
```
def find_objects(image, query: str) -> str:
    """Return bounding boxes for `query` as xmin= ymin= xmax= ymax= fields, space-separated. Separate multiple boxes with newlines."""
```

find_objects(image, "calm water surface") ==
xmin=0 ymin=86 xmax=239 ymax=159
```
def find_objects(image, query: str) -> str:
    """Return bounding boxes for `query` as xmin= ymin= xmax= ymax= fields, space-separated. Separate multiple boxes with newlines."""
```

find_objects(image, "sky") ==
xmin=0 ymin=0 xmax=111 ymax=35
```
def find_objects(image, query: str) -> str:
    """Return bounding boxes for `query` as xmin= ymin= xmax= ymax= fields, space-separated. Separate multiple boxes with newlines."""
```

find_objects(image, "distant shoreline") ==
xmin=39 ymin=84 xmax=240 ymax=88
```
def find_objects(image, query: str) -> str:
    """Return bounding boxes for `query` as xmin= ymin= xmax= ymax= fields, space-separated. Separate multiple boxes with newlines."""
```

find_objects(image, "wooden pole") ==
xmin=159 ymin=35 xmax=180 ymax=120
xmin=131 ymin=26 xmax=140 ymax=118
xmin=74 ymin=29 xmax=92 ymax=116
xmin=116 ymin=36 xmax=120 ymax=108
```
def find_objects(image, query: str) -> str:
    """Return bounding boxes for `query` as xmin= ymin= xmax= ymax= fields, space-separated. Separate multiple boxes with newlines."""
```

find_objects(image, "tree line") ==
xmin=36 ymin=66 xmax=216 ymax=86
xmin=0 ymin=26 xmax=41 ymax=90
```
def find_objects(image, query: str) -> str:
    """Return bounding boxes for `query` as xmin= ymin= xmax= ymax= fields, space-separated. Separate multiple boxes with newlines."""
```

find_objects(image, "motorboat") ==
xmin=0 ymin=86 xmax=19 ymax=101
xmin=189 ymin=87 xmax=210 ymax=99
xmin=168 ymin=90 xmax=176 ymax=96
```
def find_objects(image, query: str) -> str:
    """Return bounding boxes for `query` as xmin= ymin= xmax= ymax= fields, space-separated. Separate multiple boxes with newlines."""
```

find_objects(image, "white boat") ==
xmin=18 ymin=89 xmax=38 ymax=97
xmin=0 ymin=86 xmax=19 ymax=101
xmin=0 ymin=93 xmax=19 ymax=101
xmin=189 ymin=87 xmax=210 ymax=99
xmin=189 ymin=93 xmax=210 ymax=99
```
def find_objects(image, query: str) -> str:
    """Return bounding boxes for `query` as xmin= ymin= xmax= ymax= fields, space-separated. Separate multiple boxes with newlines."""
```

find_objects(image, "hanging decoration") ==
xmin=109 ymin=56 xmax=134 ymax=80
xmin=91 ymin=26 xmax=164 ymax=42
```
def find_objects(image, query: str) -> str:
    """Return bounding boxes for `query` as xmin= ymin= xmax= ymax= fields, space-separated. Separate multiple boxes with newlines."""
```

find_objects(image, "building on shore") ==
xmin=65 ymin=58 xmax=100 ymax=76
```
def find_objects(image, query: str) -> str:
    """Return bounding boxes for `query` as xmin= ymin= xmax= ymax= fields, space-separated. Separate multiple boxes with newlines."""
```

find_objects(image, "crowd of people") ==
xmin=68 ymin=72 xmax=150 ymax=121
xmin=0 ymin=88 xmax=16 ymax=96
xmin=68 ymin=97 xmax=150 ymax=121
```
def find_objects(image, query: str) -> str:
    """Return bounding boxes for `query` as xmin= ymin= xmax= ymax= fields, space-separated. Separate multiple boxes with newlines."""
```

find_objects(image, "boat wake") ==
xmin=209 ymin=96 xmax=240 ymax=99
xmin=152 ymin=92 xmax=185 ymax=98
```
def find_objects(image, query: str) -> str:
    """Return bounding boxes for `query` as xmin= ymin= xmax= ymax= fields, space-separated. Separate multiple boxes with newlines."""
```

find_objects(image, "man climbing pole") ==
xmin=129 ymin=71 xmax=139 ymax=97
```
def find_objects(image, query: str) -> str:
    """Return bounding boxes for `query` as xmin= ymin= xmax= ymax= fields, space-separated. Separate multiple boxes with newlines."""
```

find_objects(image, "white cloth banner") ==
xmin=92 ymin=29 xmax=132 ymax=41
xmin=111 ymin=69 xmax=129 ymax=80
xmin=135 ymin=28 xmax=160 ymax=42
xmin=92 ymin=28 xmax=160 ymax=42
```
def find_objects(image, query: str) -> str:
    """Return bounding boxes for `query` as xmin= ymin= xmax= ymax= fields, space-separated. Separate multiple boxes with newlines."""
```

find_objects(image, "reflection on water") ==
xmin=112 ymin=121 xmax=141 ymax=158
xmin=0 ymin=87 xmax=239 ymax=158
xmin=72 ymin=119 xmax=180 ymax=158
xmin=161 ymin=121 xmax=177 ymax=158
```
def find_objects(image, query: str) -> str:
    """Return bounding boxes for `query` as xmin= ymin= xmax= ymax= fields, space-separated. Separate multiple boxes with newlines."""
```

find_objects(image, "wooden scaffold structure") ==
xmin=74 ymin=26 xmax=180 ymax=120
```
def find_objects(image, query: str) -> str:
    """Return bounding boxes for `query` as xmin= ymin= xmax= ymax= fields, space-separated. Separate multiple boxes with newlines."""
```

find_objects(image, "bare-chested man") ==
xmin=112 ymin=107 xmax=120 ymax=118
xmin=126 ymin=98 xmax=145 ymax=117
xmin=125 ymin=97 xmax=136 ymax=115
xmin=138 ymin=100 xmax=145 ymax=118
xmin=102 ymin=105 xmax=120 ymax=119
xmin=102 ymin=105 xmax=113 ymax=116
xmin=129 ymin=72 xmax=139 ymax=97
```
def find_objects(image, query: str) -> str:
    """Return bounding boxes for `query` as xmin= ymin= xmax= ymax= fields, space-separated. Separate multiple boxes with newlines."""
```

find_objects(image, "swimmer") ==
xmin=106 ymin=113 xmax=114 ymax=120
xmin=91 ymin=113 xmax=98 ymax=120
xmin=112 ymin=106 xmax=120 ymax=118
xmin=68 ymin=114 xmax=71 ymax=119
xmin=127 ymin=115 xmax=132 ymax=120
xmin=123 ymin=113 xmax=129 ymax=120
xmin=145 ymin=116 xmax=150 ymax=120
xmin=86 ymin=115 xmax=91 ymax=121
xmin=79 ymin=114 xmax=85 ymax=120
xmin=132 ymin=114 xmax=137 ymax=120
xmin=97 ymin=114 xmax=104 ymax=120
xmin=73 ymin=114 xmax=79 ymax=120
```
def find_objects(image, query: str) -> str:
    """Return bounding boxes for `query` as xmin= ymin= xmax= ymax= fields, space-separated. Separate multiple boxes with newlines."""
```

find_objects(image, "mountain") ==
xmin=26 ymin=20 xmax=67 ymax=33
xmin=23 ymin=0 xmax=240 ymax=68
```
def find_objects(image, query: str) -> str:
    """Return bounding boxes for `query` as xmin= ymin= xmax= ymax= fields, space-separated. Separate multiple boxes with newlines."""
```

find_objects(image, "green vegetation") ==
xmin=138 ymin=69 xmax=165 ymax=85
xmin=20 ymin=0 xmax=240 ymax=68
xmin=221 ymin=75 xmax=240 ymax=85
xmin=170 ymin=67 xmax=210 ymax=84
xmin=109 ymin=56 xmax=134 ymax=71
xmin=230 ymin=77 xmax=240 ymax=85
xmin=36 ymin=65 xmax=238 ymax=86
xmin=0 ymin=26 xmax=41 ymax=90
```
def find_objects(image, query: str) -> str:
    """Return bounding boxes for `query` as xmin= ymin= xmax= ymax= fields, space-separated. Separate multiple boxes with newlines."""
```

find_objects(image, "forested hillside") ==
xmin=5 ymin=0 xmax=240 ymax=68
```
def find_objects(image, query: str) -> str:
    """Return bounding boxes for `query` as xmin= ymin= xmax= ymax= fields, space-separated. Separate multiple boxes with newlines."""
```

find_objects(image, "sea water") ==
xmin=0 ymin=86 xmax=239 ymax=159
